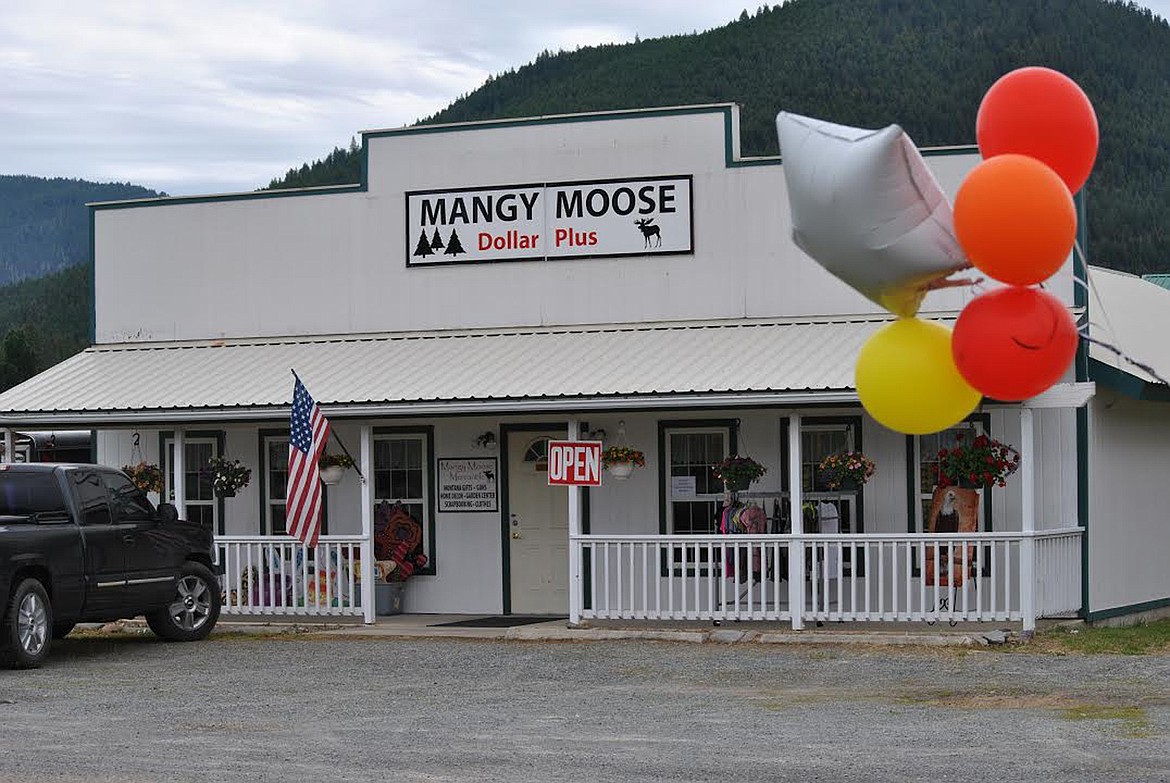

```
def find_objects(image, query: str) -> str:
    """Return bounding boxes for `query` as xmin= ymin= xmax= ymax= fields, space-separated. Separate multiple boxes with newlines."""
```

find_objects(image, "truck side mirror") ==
xmin=156 ymin=502 xmax=179 ymax=524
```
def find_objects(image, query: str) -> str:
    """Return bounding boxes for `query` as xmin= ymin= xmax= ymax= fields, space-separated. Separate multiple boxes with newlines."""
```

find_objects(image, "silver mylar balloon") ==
xmin=777 ymin=112 xmax=971 ymax=317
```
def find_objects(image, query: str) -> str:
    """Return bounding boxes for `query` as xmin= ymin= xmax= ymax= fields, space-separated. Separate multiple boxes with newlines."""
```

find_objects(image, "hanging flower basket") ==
xmin=607 ymin=462 xmax=636 ymax=480
xmin=319 ymin=465 xmax=346 ymax=485
xmin=200 ymin=456 xmax=252 ymax=498
xmin=318 ymin=453 xmax=354 ymax=485
xmin=936 ymin=434 xmax=1020 ymax=489
xmin=602 ymin=446 xmax=644 ymax=481
xmin=711 ymin=455 xmax=766 ymax=491
xmin=122 ymin=461 xmax=164 ymax=494
xmin=817 ymin=451 xmax=875 ymax=491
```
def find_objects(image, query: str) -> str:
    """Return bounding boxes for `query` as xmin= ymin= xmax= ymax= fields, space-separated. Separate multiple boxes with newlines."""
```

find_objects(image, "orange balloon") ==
xmin=976 ymin=66 xmax=1098 ymax=194
xmin=953 ymin=154 xmax=1076 ymax=286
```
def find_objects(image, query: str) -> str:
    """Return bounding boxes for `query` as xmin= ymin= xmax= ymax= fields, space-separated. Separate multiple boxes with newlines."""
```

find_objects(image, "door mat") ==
xmin=428 ymin=616 xmax=564 ymax=628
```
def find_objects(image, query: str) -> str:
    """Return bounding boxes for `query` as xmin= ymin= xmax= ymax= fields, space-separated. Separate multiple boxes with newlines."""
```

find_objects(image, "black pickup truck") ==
xmin=0 ymin=463 xmax=221 ymax=668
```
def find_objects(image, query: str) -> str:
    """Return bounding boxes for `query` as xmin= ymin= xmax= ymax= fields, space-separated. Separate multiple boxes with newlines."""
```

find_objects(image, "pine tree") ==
xmin=413 ymin=230 xmax=434 ymax=257
xmin=444 ymin=230 xmax=466 ymax=256
xmin=430 ymin=229 xmax=445 ymax=250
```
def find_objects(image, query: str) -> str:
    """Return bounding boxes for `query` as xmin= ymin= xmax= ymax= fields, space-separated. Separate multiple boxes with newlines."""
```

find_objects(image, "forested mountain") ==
xmin=0 ymin=176 xmax=160 ymax=285
xmin=270 ymin=0 xmax=1170 ymax=276
xmin=0 ymin=264 xmax=92 ymax=390
xmin=0 ymin=177 xmax=160 ymax=391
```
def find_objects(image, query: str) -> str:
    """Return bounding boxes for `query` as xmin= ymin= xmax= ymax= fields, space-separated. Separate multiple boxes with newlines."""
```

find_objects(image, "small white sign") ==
xmin=671 ymin=476 xmax=697 ymax=498
xmin=438 ymin=458 xmax=498 ymax=512
xmin=407 ymin=175 xmax=693 ymax=265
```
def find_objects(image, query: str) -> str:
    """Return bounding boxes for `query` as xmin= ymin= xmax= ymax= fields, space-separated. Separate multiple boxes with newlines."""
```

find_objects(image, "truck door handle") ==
xmin=122 ymin=534 xmax=135 ymax=544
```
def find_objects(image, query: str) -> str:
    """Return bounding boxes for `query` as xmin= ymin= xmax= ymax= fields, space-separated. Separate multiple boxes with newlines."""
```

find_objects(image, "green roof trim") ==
xmin=1142 ymin=274 xmax=1170 ymax=290
xmin=1088 ymin=357 xmax=1170 ymax=402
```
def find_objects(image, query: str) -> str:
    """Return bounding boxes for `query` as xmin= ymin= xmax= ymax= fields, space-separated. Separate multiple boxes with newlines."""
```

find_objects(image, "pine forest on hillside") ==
xmin=271 ymin=0 xmax=1170 ymax=277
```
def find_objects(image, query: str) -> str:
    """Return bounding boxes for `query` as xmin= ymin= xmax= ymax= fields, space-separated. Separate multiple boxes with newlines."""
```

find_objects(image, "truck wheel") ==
xmin=2 ymin=578 xmax=53 ymax=669
xmin=146 ymin=561 xmax=221 ymax=642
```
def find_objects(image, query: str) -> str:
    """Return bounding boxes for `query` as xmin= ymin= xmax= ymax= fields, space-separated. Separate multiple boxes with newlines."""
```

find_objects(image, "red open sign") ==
xmin=546 ymin=440 xmax=602 ymax=486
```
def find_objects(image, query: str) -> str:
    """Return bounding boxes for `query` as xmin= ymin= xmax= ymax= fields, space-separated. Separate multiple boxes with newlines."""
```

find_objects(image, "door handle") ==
xmin=510 ymin=514 xmax=521 ymax=539
xmin=122 ymin=534 xmax=135 ymax=545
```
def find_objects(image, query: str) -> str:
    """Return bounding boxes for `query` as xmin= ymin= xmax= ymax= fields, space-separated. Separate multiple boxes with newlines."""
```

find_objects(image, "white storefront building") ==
xmin=2 ymin=104 xmax=1168 ymax=630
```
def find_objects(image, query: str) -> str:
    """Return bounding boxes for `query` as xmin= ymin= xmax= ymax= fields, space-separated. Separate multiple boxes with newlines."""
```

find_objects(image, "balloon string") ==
xmin=1070 ymin=253 xmax=1169 ymax=386
xmin=1077 ymin=329 xmax=1169 ymax=386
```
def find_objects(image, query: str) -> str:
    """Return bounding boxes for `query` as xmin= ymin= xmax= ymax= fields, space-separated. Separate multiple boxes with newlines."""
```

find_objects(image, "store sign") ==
xmin=406 ymin=175 xmax=693 ymax=266
xmin=437 ymin=458 xmax=498 ymax=512
xmin=546 ymin=440 xmax=603 ymax=487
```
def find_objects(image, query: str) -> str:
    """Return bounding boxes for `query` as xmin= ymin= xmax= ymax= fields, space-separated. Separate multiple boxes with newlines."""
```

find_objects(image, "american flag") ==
xmin=287 ymin=376 xmax=331 ymax=548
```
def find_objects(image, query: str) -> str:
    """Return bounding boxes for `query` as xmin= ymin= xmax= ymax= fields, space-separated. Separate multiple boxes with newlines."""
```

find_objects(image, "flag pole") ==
xmin=291 ymin=369 xmax=366 ymax=483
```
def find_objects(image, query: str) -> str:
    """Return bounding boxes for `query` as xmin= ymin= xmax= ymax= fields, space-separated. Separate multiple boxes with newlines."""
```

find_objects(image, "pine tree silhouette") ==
xmin=430 ymin=229 xmax=445 ymax=251
xmin=444 ymin=229 xmax=466 ymax=256
xmin=413 ymin=229 xmax=435 ymax=257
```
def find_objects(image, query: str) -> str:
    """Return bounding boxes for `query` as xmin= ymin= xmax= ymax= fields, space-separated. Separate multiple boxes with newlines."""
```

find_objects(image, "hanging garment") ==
xmin=818 ymin=501 xmax=841 ymax=577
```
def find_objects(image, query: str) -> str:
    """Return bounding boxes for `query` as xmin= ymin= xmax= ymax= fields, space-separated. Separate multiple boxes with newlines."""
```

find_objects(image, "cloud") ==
xmin=1 ymin=0 xmax=1166 ymax=195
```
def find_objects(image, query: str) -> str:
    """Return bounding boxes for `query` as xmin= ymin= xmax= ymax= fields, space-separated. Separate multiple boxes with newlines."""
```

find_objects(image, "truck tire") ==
xmin=145 ymin=561 xmax=221 ymax=642
xmin=2 ymin=578 xmax=53 ymax=669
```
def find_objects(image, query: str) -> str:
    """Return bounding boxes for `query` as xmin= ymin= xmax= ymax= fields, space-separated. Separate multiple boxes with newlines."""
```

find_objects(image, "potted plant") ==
xmin=936 ymin=434 xmax=1020 ymax=489
xmin=122 ymin=461 xmax=164 ymax=494
xmin=711 ymin=455 xmax=767 ymax=491
xmin=817 ymin=450 xmax=875 ymax=491
xmin=200 ymin=456 xmax=252 ymax=498
xmin=318 ymin=452 xmax=355 ymax=485
xmin=601 ymin=445 xmax=645 ymax=480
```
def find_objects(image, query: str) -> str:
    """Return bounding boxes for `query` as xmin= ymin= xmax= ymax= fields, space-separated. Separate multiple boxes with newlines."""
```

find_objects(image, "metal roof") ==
xmin=0 ymin=317 xmax=904 ymax=426
xmin=1086 ymin=266 xmax=1170 ymax=388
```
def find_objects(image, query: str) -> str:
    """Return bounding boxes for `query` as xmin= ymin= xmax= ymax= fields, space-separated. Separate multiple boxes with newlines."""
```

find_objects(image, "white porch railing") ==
xmin=576 ymin=529 xmax=1082 ymax=627
xmin=215 ymin=535 xmax=369 ymax=619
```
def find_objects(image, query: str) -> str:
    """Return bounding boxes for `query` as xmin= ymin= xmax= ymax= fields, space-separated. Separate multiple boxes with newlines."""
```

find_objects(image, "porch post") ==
xmin=173 ymin=428 xmax=186 ymax=513
xmin=2 ymin=429 xmax=11 ymax=463
xmin=567 ymin=418 xmax=582 ymax=626
xmin=787 ymin=413 xmax=804 ymax=630
xmin=1019 ymin=407 xmax=1036 ymax=637
xmin=360 ymin=424 xmax=375 ymax=624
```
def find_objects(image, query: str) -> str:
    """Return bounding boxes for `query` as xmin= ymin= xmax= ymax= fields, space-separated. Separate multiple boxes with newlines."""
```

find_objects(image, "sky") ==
xmin=2 ymin=0 xmax=1168 ymax=197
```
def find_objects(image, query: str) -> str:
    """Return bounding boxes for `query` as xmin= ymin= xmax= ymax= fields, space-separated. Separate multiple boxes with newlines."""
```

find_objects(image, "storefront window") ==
xmin=374 ymin=432 xmax=431 ymax=564
xmin=665 ymin=426 xmax=729 ymax=535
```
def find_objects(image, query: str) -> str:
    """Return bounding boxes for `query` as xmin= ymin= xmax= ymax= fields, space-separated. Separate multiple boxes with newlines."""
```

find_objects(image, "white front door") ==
xmin=508 ymin=431 xmax=568 ymax=615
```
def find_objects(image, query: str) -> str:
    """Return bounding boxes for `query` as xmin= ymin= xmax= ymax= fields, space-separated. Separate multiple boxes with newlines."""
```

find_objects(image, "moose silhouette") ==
xmin=634 ymin=218 xmax=662 ymax=248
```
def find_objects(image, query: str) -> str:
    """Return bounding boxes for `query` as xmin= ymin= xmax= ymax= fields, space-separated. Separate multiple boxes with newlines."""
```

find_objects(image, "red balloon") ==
xmin=952 ymin=287 xmax=1079 ymax=401
xmin=977 ymin=67 xmax=1098 ymax=193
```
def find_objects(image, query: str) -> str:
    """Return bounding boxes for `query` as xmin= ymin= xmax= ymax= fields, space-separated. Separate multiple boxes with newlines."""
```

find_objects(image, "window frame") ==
xmin=373 ymin=426 xmax=436 ymax=576
xmin=159 ymin=430 xmax=224 ymax=535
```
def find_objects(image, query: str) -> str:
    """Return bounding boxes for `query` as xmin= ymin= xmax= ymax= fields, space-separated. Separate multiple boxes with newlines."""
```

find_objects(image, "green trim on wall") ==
xmin=1084 ymin=596 xmax=1170 ymax=623
xmin=1088 ymin=358 xmax=1170 ymax=402
xmin=257 ymin=428 xmax=289 ymax=535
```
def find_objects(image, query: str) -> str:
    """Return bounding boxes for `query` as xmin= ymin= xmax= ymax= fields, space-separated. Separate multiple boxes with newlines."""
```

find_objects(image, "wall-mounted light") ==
xmin=473 ymin=431 xmax=497 ymax=450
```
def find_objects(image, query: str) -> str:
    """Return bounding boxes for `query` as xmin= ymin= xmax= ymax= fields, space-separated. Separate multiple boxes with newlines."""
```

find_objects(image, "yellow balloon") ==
xmin=855 ymin=318 xmax=981 ymax=435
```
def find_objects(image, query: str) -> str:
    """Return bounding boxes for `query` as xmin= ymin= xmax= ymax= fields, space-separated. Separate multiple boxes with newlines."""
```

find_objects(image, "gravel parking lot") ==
xmin=0 ymin=632 xmax=1167 ymax=782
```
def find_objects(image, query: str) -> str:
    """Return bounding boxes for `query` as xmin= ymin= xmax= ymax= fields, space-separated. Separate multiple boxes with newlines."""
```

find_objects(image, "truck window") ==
xmin=101 ymin=471 xmax=156 ymax=521
xmin=71 ymin=470 xmax=112 ymax=526
xmin=0 ymin=472 xmax=67 ymax=517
